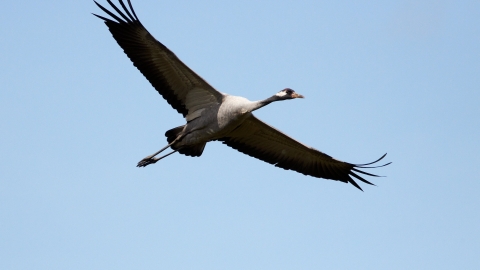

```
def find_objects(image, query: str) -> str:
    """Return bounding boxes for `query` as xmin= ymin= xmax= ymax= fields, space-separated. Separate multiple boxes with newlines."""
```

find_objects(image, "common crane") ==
xmin=94 ymin=0 xmax=390 ymax=190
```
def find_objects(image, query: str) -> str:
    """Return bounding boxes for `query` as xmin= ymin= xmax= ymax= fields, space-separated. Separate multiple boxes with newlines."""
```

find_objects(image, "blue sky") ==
xmin=1 ymin=0 xmax=479 ymax=269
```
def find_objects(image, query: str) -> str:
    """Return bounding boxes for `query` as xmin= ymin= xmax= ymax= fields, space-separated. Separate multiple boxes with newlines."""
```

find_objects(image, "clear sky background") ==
xmin=1 ymin=0 xmax=479 ymax=269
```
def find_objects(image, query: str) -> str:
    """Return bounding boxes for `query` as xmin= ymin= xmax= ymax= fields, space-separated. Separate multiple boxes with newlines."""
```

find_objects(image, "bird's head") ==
xmin=256 ymin=88 xmax=305 ymax=110
xmin=274 ymin=88 xmax=304 ymax=100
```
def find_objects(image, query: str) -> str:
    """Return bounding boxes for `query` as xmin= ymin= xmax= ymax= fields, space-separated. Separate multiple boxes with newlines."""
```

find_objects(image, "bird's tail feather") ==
xmin=165 ymin=125 xmax=185 ymax=144
xmin=165 ymin=125 xmax=205 ymax=157
xmin=178 ymin=143 xmax=206 ymax=157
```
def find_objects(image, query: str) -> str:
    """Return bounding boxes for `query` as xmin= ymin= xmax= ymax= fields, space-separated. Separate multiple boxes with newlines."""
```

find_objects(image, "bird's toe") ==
xmin=137 ymin=157 xmax=158 ymax=167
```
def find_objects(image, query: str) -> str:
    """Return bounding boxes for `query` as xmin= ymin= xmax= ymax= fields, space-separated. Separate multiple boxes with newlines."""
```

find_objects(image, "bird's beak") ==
xmin=292 ymin=93 xmax=304 ymax=98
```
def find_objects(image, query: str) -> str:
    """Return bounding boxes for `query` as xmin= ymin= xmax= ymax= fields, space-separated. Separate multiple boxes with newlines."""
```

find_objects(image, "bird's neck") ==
xmin=247 ymin=95 xmax=282 ymax=112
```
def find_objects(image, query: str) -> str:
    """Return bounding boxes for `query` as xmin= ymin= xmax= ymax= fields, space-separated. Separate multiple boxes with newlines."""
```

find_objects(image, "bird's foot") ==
xmin=137 ymin=156 xmax=159 ymax=167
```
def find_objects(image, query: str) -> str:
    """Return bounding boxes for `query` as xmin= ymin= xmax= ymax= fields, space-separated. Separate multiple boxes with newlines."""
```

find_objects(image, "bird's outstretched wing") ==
xmin=218 ymin=115 xmax=390 ymax=191
xmin=93 ymin=0 xmax=223 ymax=120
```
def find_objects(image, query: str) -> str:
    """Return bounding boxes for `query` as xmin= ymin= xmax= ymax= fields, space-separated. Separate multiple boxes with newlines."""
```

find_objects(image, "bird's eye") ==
xmin=286 ymin=89 xmax=293 ymax=95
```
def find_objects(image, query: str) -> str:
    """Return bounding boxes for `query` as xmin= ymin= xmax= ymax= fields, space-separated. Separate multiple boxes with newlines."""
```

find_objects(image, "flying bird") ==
xmin=93 ymin=0 xmax=390 ymax=190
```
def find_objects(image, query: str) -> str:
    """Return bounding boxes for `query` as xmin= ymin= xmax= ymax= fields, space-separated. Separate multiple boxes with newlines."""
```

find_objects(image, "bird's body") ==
xmin=182 ymin=95 xmax=286 ymax=143
xmin=162 ymin=92 xmax=300 ymax=158
xmin=171 ymin=95 xmax=253 ymax=149
xmin=94 ymin=0 xmax=390 ymax=190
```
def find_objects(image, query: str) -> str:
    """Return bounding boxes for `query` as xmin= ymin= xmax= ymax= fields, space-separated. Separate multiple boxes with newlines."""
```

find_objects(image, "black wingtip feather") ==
xmin=348 ymin=177 xmax=364 ymax=192
xmin=92 ymin=13 xmax=115 ymax=23
xmin=351 ymin=168 xmax=381 ymax=178
xmin=350 ymin=171 xmax=376 ymax=186
xmin=358 ymin=161 xmax=392 ymax=169
xmin=356 ymin=153 xmax=388 ymax=167
xmin=94 ymin=0 xmax=126 ymax=23
xmin=117 ymin=0 xmax=136 ymax=22
xmin=106 ymin=0 xmax=132 ymax=23
xmin=127 ymin=0 xmax=139 ymax=21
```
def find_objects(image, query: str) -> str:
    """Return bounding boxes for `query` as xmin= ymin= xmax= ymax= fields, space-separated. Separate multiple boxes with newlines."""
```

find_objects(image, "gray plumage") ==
xmin=94 ymin=0 xmax=390 ymax=191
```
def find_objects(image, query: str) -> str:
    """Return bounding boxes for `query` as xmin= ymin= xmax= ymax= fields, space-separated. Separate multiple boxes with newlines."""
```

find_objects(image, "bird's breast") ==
xmin=216 ymin=97 xmax=249 ymax=127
